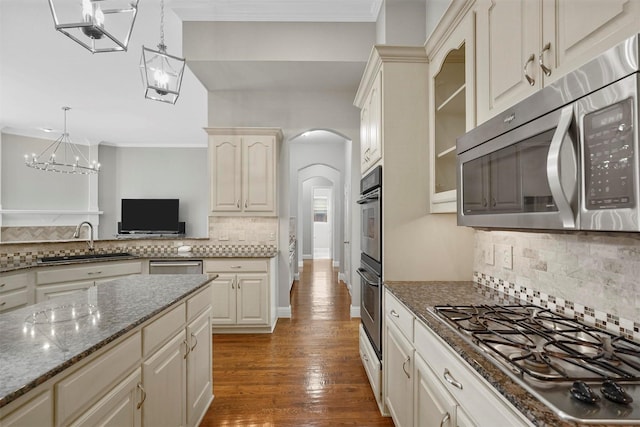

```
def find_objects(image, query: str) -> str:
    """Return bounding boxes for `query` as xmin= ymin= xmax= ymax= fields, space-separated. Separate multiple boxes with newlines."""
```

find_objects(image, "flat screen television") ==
xmin=121 ymin=199 xmax=180 ymax=234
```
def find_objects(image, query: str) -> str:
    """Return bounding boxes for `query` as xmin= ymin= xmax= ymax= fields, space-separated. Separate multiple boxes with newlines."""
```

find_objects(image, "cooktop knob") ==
xmin=601 ymin=380 xmax=633 ymax=405
xmin=570 ymin=381 xmax=600 ymax=404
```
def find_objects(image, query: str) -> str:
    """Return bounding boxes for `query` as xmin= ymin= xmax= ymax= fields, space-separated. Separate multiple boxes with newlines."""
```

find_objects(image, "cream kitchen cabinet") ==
xmin=426 ymin=6 xmax=476 ymax=213
xmin=0 ymin=390 xmax=52 ymax=427
xmin=476 ymin=0 xmax=640 ymax=123
xmin=35 ymin=260 xmax=142 ymax=302
xmin=142 ymin=286 xmax=212 ymax=427
xmin=354 ymin=46 xmax=428 ymax=177
xmin=359 ymin=71 xmax=382 ymax=174
xmin=206 ymin=127 xmax=282 ymax=216
xmin=205 ymin=258 xmax=275 ymax=332
xmin=0 ymin=270 xmax=33 ymax=313
xmin=359 ymin=324 xmax=383 ymax=413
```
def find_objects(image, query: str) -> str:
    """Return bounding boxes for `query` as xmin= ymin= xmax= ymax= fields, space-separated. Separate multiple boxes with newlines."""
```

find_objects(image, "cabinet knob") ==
xmin=539 ymin=42 xmax=552 ymax=77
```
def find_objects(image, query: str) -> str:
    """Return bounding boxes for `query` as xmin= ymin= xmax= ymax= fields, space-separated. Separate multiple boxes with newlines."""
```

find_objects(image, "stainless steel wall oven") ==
xmin=357 ymin=165 xmax=382 ymax=360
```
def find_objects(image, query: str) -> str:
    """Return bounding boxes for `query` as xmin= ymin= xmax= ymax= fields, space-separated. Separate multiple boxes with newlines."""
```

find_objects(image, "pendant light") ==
xmin=48 ymin=0 xmax=139 ymax=53
xmin=24 ymin=107 xmax=101 ymax=175
xmin=140 ymin=0 xmax=186 ymax=104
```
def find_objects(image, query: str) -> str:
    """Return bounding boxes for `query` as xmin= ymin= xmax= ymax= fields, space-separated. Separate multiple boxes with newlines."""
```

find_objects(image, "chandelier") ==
xmin=48 ymin=0 xmax=139 ymax=53
xmin=140 ymin=0 xmax=186 ymax=104
xmin=25 ymin=107 xmax=101 ymax=175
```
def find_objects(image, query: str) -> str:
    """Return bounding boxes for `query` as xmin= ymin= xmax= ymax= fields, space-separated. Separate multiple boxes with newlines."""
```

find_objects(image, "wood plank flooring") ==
xmin=200 ymin=259 xmax=394 ymax=426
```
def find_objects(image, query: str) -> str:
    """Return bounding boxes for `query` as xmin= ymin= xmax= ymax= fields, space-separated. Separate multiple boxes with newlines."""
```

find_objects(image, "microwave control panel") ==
xmin=583 ymin=98 xmax=634 ymax=210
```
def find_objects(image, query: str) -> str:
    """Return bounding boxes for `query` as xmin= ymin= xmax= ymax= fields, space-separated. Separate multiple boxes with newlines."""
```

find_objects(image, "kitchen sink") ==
xmin=37 ymin=252 xmax=135 ymax=264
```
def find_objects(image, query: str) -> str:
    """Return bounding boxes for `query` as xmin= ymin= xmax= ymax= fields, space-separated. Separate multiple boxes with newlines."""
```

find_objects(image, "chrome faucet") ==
xmin=73 ymin=221 xmax=95 ymax=251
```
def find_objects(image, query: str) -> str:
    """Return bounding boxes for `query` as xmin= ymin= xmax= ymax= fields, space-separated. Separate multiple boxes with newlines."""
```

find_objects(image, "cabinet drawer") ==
xmin=359 ymin=324 xmax=381 ymax=401
xmin=187 ymin=284 xmax=211 ymax=321
xmin=37 ymin=261 xmax=142 ymax=285
xmin=414 ymin=320 xmax=530 ymax=426
xmin=56 ymin=332 xmax=141 ymax=427
xmin=143 ymin=303 xmax=186 ymax=357
xmin=0 ymin=288 xmax=29 ymax=312
xmin=384 ymin=290 xmax=414 ymax=341
xmin=204 ymin=258 xmax=268 ymax=273
xmin=0 ymin=271 xmax=29 ymax=292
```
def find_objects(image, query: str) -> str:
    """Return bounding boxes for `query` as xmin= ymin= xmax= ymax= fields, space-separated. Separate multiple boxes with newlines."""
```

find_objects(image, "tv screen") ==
xmin=121 ymin=199 xmax=180 ymax=234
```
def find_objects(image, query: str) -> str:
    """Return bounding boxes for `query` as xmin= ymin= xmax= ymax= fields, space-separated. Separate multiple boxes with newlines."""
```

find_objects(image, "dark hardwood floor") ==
xmin=200 ymin=259 xmax=394 ymax=426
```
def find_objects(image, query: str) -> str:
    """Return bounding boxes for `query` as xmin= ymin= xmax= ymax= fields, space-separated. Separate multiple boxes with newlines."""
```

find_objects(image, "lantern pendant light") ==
xmin=140 ymin=0 xmax=186 ymax=104
xmin=48 ymin=0 xmax=139 ymax=53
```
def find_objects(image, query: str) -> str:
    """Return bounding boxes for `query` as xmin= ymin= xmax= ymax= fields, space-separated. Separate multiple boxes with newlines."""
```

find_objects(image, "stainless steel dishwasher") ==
xmin=148 ymin=260 xmax=203 ymax=274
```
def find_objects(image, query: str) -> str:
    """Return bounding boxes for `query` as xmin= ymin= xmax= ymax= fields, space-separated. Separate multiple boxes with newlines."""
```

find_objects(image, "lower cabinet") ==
xmin=383 ymin=290 xmax=532 ymax=427
xmin=0 ymin=270 xmax=33 ymax=313
xmin=205 ymin=258 xmax=276 ymax=332
xmin=0 ymin=390 xmax=52 ymax=427
xmin=358 ymin=324 xmax=382 ymax=412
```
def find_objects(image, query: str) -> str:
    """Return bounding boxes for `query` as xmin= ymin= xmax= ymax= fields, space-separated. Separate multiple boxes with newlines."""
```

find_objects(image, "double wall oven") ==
xmin=357 ymin=165 xmax=382 ymax=360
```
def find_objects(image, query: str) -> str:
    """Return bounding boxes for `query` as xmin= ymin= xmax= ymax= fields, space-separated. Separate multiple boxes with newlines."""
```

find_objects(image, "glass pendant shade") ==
xmin=48 ymin=0 xmax=139 ymax=53
xmin=140 ymin=45 xmax=186 ymax=104
xmin=24 ymin=107 xmax=100 ymax=175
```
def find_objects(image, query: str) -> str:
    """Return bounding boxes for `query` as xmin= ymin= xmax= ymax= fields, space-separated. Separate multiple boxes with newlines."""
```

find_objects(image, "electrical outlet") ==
xmin=219 ymin=230 xmax=229 ymax=241
xmin=269 ymin=232 xmax=276 ymax=241
xmin=484 ymin=243 xmax=495 ymax=266
xmin=503 ymin=245 xmax=513 ymax=270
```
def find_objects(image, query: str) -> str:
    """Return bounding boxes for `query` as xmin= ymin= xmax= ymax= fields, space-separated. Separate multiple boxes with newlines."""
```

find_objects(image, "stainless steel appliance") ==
xmin=431 ymin=304 xmax=640 ymax=425
xmin=457 ymin=34 xmax=640 ymax=231
xmin=149 ymin=260 xmax=203 ymax=274
xmin=357 ymin=165 xmax=383 ymax=360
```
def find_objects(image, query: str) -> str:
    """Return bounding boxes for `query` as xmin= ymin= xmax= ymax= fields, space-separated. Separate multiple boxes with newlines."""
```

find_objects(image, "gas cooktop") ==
xmin=430 ymin=304 xmax=640 ymax=425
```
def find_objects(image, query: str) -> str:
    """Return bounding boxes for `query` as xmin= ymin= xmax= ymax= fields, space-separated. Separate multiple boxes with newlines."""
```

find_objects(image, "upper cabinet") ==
xmin=206 ymin=128 xmax=282 ymax=217
xmin=426 ymin=3 xmax=476 ymax=213
xmin=476 ymin=0 xmax=640 ymax=123
xmin=354 ymin=46 xmax=428 ymax=177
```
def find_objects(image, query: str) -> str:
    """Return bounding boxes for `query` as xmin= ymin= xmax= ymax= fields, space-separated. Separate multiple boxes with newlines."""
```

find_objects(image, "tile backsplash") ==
xmin=474 ymin=230 xmax=640 ymax=334
xmin=208 ymin=216 xmax=278 ymax=245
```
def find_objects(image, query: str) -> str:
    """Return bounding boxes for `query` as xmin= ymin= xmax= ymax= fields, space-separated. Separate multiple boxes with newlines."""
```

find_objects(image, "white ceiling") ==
xmin=0 ymin=0 xmax=382 ymax=149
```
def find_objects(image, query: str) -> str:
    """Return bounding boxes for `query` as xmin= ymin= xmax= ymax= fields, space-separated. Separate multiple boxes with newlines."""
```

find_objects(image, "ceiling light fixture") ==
xmin=140 ymin=0 xmax=186 ymax=104
xmin=25 ymin=107 xmax=101 ymax=175
xmin=48 ymin=0 xmax=139 ymax=53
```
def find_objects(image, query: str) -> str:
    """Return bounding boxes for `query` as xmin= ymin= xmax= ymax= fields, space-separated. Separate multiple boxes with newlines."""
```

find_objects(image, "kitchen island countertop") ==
xmin=0 ymin=274 xmax=215 ymax=409
xmin=384 ymin=281 xmax=617 ymax=427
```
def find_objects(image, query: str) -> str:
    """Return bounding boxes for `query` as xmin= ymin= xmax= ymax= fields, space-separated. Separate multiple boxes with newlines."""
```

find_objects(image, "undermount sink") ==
xmin=37 ymin=252 xmax=135 ymax=264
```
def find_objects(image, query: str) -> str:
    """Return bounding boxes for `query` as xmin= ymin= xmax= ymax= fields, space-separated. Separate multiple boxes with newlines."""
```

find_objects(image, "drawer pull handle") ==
xmin=0 ymin=283 xmax=5 ymax=288
xmin=362 ymin=353 xmax=369 ymax=362
xmin=402 ymin=356 xmax=411 ymax=379
xmin=440 ymin=411 xmax=450 ymax=427
xmin=236 ymin=200 xmax=240 ymax=208
xmin=390 ymin=309 xmax=399 ymax=318
xmin=523 ymin=53 xmax=535 ymax=86
xmin=0 ymin=302 xmax=6 ymax=307
xmin=230 ymin=265 xmax=242 ymax=269
xmin=87 ymin=271 xmax=102 ymax=275
xmin=136 ymin=382 xmax=146 ymax=409
xmin=183 ymin=339 xmax=190 ymax=359
xmin=539 ymin=42 xmax=552 ymax=77
xmin=190 ymin=332 xmax=198 ymax=351
xmin=443 ymin=368 xmax=463 ymax=389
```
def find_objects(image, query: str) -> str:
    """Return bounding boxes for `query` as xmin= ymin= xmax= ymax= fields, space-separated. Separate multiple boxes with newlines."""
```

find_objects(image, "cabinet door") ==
xmin=366 ymin=71 xmax=382 ymax=170
xmin=209 ymin=136 xmax=242 ymax=212
xmin=384 ymin=321 xmax=413 ymax=427
xmin=0 ymin=391 xmax=52 ymax=427
xmin=415 ymin=354 xmax=457 ymax=427
xmin=544 ymin=0 xmax=640 ymax=85
xmin=360 ymin=102 xmax=370 ymax=172
xmin=242 ymin=136 xmax=275 ymax=213
xmin=476 ymin=0 xmax=542 ymax=123
xmin=210 ymin=274 xmax=236 ymax=325
xmin=70 ymin=369 xmax=142 ymax=427
xmin=142 ymin=331 xmax=186 ymax=427
xmin=186 ymin=309 xmax=213 ymax=427
xmin=236 ymin=273 xmax=268 ymax=325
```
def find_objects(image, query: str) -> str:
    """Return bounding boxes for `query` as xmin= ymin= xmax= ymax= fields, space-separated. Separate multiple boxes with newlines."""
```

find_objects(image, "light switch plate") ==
xmin=484 ymin=243 xmax=495 ymax=265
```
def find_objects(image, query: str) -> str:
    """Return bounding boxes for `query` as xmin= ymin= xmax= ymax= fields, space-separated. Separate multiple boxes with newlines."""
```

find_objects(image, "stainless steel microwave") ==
xmin=457 ymin=34 xmax=640 ymax=232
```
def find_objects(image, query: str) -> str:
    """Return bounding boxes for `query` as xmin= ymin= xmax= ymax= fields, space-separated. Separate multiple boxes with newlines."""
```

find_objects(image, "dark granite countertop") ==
xmin=384 ymin=281 xmax=623 ymax=427
xmin=0 ymin=274 xmax=215 ymax=408
xmin=1 ymin=247 xmax=278 ymax=273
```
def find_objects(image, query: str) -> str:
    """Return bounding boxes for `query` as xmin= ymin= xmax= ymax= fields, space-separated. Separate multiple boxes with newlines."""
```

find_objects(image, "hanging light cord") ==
xmin=159 ymin=0 xmax=166 ymax=51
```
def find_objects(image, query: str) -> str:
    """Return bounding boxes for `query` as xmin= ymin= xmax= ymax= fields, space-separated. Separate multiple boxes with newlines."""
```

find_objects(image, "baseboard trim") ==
xmin=278 ymin=306 xmax=292 ymax=318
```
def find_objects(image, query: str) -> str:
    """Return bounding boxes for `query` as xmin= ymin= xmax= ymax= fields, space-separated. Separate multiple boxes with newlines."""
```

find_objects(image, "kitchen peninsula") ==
xmin=0 ymin=274 xmax=215 ymax=427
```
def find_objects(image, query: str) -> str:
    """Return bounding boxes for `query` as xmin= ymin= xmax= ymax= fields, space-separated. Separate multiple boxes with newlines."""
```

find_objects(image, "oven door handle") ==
xmin=356 ymin=189 xmax=380 ymax=204
xmin=547 ymin=105 xmax=577 ymax=229
xmin=357 ymin=268 xmax=380 ymax=287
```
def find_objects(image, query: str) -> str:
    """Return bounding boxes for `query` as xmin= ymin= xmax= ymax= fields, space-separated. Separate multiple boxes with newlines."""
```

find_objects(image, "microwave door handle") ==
xmin=356 ymin=268 xmax=380 ymax=287
xmin=356 ymin=190 xmax=380 ymax=204
xmin=547 ymin=105 xmax=576 ymax=229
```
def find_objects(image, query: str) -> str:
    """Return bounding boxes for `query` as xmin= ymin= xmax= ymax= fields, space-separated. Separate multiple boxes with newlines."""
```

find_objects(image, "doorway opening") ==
xmin=312 ymin=186 xmax=332 ymax=259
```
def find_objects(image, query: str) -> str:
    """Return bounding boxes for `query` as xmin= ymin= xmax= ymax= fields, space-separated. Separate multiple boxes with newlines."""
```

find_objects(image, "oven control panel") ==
xmin=583 ymin=98 xmax=635 ymax=210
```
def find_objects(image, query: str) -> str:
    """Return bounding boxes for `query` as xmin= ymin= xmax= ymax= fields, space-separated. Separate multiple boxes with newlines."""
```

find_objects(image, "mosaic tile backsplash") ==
xmin=474 ymin=229 xmax=640 ymax=341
